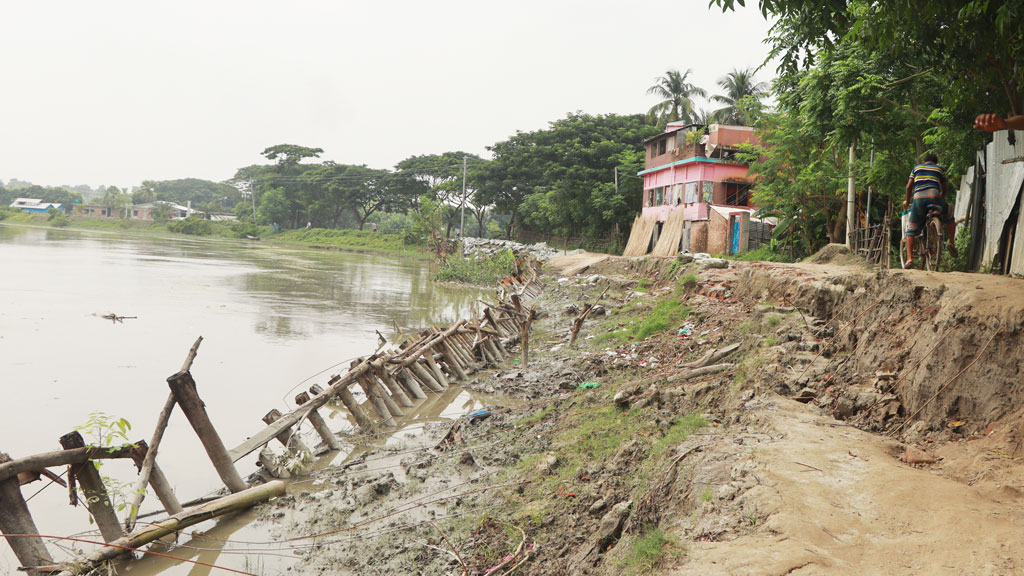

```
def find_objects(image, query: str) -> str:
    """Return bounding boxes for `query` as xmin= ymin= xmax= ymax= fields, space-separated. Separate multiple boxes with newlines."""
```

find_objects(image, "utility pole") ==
xmin=846 ymin=143 xmax=856 ymax=249
xmin=460 ymin=155 xmax=467 ymax=239
xmin=866 ymin=139 xmax=874 ymax=229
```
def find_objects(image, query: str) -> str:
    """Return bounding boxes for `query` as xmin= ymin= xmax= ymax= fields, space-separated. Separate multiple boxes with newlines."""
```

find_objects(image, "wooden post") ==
xmin=423 ymin=352 xmax=449 ymax=388
xmin=451 ymin=333 xmax=476 ymax=362
xmin=371 ymin=361 xmax=414 ymax=407
xmin=125 ymin=393 xmax=176 ymax=531
xmin=521 ymin=309 xmax=535 ymax=367
xmin=56 ymin=481 xmax=286 ymax=576
xmin=337 ymin=387 xmax=374 ymax=431
xmin=372 ymin=377 xmax=405 ymax=417
xmin=309 ymin=384 xmax=325 ymax=396
xmin=128 ymin=441 xmax=183 ymax=517
xmin=59 ymin=432 xmax=123 ymax=543
xmin=358 ymin=378 xmax=397 ymax=427
xmin=492 ymin=334 xmax=510 ymax=358
xmin=167 ymin=371 xmax=247 ymax=493
xmin=398 ymin=368 xmax=428 ymax=399
xmin=410 ymin=361 xmax=445 ymax=393
xmin=0 ymin=452 xmax=54 ymax=571
xmin=440 ymin=342 xmax=468 ymax=381
xmin=262 ymin=409 xmax=313 ymax=454
xmin=486 ymin=338 xmax=504 ymax=361
xmin=294 ymin=393 xmax=342 ymax=451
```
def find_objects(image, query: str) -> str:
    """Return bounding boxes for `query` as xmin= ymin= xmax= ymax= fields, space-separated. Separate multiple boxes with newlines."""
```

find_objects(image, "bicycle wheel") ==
xmin=923 ymin=218 xmax=943 ymax=271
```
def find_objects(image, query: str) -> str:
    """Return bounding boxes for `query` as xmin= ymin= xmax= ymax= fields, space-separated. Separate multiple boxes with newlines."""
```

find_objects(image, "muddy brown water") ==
xmin=0 ymin=224 xmax=504 ymax=575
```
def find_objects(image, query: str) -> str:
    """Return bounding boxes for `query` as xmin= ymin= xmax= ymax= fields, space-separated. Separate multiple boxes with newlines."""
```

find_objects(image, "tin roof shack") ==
xmin=623 ymin=123 xmax=765 ymax=257
xmin=130 ymin=201 xmax=204 ymax=221
xmin=954 ymin=129 xmax=1024 ymax=275
xmin=8 ymin=198 xmax=63 ymax=214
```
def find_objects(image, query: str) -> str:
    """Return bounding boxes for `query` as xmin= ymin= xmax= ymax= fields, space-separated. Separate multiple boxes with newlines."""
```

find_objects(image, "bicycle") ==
xmin=900 ymin=204 xmax=946 ymax=270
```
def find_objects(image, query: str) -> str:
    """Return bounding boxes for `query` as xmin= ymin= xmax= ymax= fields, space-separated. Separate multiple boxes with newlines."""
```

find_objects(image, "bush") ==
xmin=435 ymin=250 xmax=518 ymax=285
xmin=228 ymin=221 xmax=261 ymax=239
xmin=48 ymin=208 xmax=70 ymax=228
xmin=726 ymin=245 xmax=795 ymax=263
xmin=167 ymin=216 xmax=213 ymax=236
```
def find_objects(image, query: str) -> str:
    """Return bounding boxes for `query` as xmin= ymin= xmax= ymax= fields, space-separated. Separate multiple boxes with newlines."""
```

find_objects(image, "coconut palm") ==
xmin=711 ymin=67 xmax=768 ymax=125
xmin=646 ymin=69 xmax=708 ymax=125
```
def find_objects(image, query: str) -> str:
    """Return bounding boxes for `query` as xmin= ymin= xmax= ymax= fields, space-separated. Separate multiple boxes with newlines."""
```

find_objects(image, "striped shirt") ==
xmin=909 ymin=163 xmax=947 ymax=199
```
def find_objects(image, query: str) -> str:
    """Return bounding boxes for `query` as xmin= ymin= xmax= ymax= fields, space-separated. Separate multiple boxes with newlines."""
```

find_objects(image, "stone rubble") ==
xmin=461 ymin=237 xmax=581 ymax=261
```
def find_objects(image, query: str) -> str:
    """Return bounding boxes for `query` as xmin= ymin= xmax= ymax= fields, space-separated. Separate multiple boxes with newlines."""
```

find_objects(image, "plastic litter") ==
xmin=467 ymin=409 xmax=492 ymax=424
xmin=578 ymin=382 xmax=600 ymax=390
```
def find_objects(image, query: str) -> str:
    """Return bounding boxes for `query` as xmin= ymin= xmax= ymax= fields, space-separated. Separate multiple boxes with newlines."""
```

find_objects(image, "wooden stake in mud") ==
xmin=294 ymin=392 xmax=342 ymax=451
xmin=336 ymin=386 xmax=375 ymax=431
xmin=486 ymin=338 xmax=504 ymax=362
xmin=410 ymin=361 xmax=445 ymax=393
xmin=371 ymin=361 xmax=414 ymax=407
xmin=397 ymin=368 xmax=428 ymax=399
xmin=358 ymin=378 xmax=397 ymax=427
xmin=569 ymin=286 xmax=609 ymax=348
xmin=167 ymin=371 xmax=247 ymax=493
xmin=373 ymin=377 xmax=405 ymax=417
xmin=262 ymin=409 xmax=313 ymax=454
xmin=128 ymin=441 xmax=182 ymax=518
xmin=0 ymin=452 xmax=54 ymax=571
xmin=521 ymin=308 xmax=536 ymax=367
xmin=440 ymin=341 xmax=469 ymax=381
xmin=59 ymin=432 xmax=123 ymax=543
xmin=423 ymin=352 xmax=450 ymax=388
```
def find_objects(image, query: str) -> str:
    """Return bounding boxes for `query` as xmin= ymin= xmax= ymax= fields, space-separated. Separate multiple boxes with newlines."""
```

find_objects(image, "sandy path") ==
xmin=672 ymin=397 xmax=1024 ymax=576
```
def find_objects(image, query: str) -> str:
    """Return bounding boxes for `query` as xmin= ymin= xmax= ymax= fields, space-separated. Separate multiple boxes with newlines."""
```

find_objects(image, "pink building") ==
xmin=625 ymin=122 xmax=772 ymax=255
xmin=639 ymin=122 xmax=758 ymax=221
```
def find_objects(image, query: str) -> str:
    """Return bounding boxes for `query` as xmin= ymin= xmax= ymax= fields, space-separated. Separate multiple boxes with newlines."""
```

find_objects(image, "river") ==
xmin=0 ymin=224 xmax=492 ymax=575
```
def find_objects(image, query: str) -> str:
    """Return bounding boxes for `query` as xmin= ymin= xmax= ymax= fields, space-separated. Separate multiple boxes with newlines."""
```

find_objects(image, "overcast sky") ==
xmin=0 ymin=1 xmax=775 ymax=189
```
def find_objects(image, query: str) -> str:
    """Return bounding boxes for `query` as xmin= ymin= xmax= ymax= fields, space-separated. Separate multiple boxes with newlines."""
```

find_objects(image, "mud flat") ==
xmin=242 ymin=253 xmax=1023 ymax=575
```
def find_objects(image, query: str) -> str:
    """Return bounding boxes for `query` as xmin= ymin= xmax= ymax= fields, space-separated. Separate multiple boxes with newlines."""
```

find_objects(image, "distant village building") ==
xmin=77 ymin=205 xmax=119 ymax=218
xmin=8 ymin=198 xmax=63 ymax=213
xmin=130 ymin=201 xmax=203 ymax=220
xmin=623 ymin=123 xmax=774 ymax=256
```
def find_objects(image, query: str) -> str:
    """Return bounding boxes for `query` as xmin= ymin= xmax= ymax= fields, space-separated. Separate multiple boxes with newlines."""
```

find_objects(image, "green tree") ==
xmin=646 ymin=69 xmax=708 ymax=125
xmin=711 ymin=67 xmax=768 ymax=125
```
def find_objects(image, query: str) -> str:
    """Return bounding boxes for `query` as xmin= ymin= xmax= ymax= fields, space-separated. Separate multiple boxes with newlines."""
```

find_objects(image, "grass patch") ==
xmin=650 ymin=414 xmax=706 ymax=458
xmin=435 ymin=249 xmax=517 ymax=285
xmin=723 ymin=245 xmax=795 ymax=263
xmin=517 ymin=407 xmax=552 ymax=427
xmin=619 ymin=526 xmax=680 ymax=575
xmin=274 ymin=228 xmax=419 ymax=255
xmin=635 ymin=278 xmax=651 ymax=292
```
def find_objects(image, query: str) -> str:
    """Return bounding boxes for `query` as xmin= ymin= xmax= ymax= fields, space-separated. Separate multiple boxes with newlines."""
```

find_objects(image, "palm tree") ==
xmin=711 ymin=67 xmax=768 ymax=125
xmin=646 ymin=69 xmax=708 ymax=125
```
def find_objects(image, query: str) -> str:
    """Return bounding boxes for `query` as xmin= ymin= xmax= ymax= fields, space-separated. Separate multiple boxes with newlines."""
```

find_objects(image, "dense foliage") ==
xmin=715 ymin=0 xmax=1018 ymax=257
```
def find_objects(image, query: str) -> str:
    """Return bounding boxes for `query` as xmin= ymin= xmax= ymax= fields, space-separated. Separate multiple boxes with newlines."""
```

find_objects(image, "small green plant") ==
xmin=700 ymin=485 xmax=714 ymax=502
xmin=725 ymin=245 xmax=795 ymax=263
xmin=762 ymin=336 xmax=779 ymax=347
xmin=75 ymin=412 xmax=133 ymax=448
xmin=765 ymin=313 xmax=783 ymax=327
xmin=518 ymin=407 xmax=552 ymax=426
xmin=636 ymin=278 xmax=651 ymax=292
xmin=651 ymin=414 xmax=706 ymax=457
xmin=619 ymin=526 xmax=680 ymax=575
xmin=677 ymin=273 xmax=698 ymax=290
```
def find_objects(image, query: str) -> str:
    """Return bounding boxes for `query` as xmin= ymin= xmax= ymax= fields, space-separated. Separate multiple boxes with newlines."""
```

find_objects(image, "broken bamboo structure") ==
xmin=54 ymin=481 xmax=286 ymax=576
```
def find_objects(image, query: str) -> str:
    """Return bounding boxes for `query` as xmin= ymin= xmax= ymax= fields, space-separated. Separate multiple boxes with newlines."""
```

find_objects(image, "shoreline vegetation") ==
xmin=0 ymin=210 xmax=429 ymax=258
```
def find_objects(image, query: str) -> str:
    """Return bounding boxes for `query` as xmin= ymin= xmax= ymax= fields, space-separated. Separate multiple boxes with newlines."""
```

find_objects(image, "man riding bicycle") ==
xmin=903 ymin=153 xmax=957 ymax=268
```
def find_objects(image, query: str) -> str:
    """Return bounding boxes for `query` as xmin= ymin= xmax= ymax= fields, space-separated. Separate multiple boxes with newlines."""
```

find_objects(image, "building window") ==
xmin=702 ymin=181 xmax=714 ymax=203
xmin=658 ymin=139 xmax=667 ymax=155
xmin=685 ymin=182 xmax=698 ymax=204
xmin=654 ymin=187 xmax=663 ymax=205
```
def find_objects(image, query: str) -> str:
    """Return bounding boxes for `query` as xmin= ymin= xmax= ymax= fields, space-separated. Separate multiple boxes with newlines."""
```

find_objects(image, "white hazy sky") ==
xmin=0 ymin=1 xmax=775 ymax=189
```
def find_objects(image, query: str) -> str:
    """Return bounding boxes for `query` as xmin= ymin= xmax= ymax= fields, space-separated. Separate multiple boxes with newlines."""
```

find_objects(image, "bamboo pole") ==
xmin=423 ymin=354 xmax=449 ymax=388
xmin=262 ymin=409 xmax=313 ymax=454
xmin=257 ymin=447 xmax=290 ymax=479
xmin=0 ymin=446 xmax=137 ymax=483
xmin=56 ymin=481 xmax=286 ymax=576
xmin=358 ymin=378 xmax=396 ymax=427
xmin=166 ymin=371 xmax=247 ymax=493
xmin=294 ymin=393 xmax=342 ymax=451
xmin=0 ymin=452 xmax=54 ymax=572
xmin=371 ymin=377 xmax=404 ymax=417
xmin=440 ymin=342 xmax=468 ymax=381
xmin=397 ymin=368 xmax=428 ymax=399
xmin=124 ymin=392 xmax=176 ymax=531
xmin=58 ymin=432 xmax=123 ymax=543
xmin=371 ymin=361 xmax=413 ymax=407
xmin=410 ymin=361 xmax=444 ymax=393
xmin=389 ymin=321 xmax=466 ymax=369
xmin=336 ymin=387 xmax=374 ymax=431
xmin=128 ymin=441 xmax=182 ymax=518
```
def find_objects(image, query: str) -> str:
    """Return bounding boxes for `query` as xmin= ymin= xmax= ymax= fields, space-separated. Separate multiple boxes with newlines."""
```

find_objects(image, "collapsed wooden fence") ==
xmin=0 ymin=274 xmax=542 ymax=575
